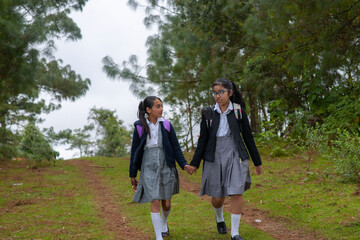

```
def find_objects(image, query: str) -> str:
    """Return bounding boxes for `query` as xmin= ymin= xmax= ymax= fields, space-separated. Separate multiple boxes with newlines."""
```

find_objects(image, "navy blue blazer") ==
xmin=129 ymin=120 xmax=188 ymax=178
xmin=190 ymin=106 xmax=262 ymax=168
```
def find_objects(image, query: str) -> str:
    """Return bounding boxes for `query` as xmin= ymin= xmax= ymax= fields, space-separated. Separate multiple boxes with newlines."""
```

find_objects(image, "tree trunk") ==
xmin=260 ymin=101 xmax=268 ymax=132
xmin=248 ymin=92 xmax=259 ymax=135
xmin=186 ymin=93 xmax=195 ymax=150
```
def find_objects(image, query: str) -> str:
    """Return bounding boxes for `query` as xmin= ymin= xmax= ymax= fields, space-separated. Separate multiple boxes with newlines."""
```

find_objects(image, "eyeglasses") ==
xmin=212 ymin=89 xmax=230 ymax=97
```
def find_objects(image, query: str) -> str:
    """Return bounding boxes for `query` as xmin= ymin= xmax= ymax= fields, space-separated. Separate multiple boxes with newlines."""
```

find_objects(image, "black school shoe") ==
xmin=217 ymin=221 xmax=227 ymax=234
xmin=231 ymin=235 xmax=244 ymax=240
xmin=161 ymin=224 xmax=169 ymax=237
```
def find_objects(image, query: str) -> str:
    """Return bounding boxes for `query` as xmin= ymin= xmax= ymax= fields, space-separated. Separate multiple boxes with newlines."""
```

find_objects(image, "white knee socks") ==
xmin=213 ymin=206 xmax=225 ymax=223
xmin=161 ymin=209 xmax=170 ymax=232
xmin=231 ymin=213 xmax=241 ymax=237
xmin=151 ymin=212 xmax=163 ymax=240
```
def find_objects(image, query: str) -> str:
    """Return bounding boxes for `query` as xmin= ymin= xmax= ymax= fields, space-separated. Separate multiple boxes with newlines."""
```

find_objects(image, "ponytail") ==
xmin=213 ymin=78 xmax=245 ymax=108
xmin=230 ymin=81 xmax=246 ymax=109
xmin=137 ymin=100 xmax=149 ymax=137
xmin=137 ymin=96 xmax=163 ymax=138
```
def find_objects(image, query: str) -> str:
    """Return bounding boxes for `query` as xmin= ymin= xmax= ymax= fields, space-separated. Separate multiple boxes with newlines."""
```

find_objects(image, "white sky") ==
xmin=39 ymin=0 xmax=156 ymax=159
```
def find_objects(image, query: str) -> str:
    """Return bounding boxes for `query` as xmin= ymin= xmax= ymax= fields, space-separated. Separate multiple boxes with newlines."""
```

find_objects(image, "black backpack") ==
xmin=201 ymin=103 xmax=242 ymax=129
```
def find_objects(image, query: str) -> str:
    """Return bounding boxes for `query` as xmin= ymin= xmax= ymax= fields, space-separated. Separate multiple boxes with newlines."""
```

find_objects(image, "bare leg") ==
xmin=211 ymin=197 xmax=225 ymax=208
xmin=160 ymin=200 xmax=171 ymax=235
xmin=161 ymin=199 xmax=171 ymax=211
xmin=230 ymin=195 xmax=243 ymax=214
xmin=151 ymin=199 xmax=161 ymax=213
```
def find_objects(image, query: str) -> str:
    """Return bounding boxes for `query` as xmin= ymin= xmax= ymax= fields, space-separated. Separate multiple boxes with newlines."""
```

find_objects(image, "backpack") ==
xmin=202 ymin=103 xmax=242 ymax=128
xmin=136 ymin=119 xmax=171 ymax=138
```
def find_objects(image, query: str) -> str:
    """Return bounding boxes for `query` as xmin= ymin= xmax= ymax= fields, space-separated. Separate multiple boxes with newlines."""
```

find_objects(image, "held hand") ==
xmin=256 ymin=165 xmax=262 ymax=175
xmin=131 ymin=177 xmax=138 ymax=192
xmin=184 ymin=165 xmax=197 ymax=175
xmin=184 ymin=165 xmax=191 ymax=174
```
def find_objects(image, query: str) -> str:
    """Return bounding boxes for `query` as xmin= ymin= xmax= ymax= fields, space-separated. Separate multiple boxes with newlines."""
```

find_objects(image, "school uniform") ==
xmin=130 ymin=118 xmax=188 ymax=203
xmin=190 ymin=102 xmax=262 ymax=197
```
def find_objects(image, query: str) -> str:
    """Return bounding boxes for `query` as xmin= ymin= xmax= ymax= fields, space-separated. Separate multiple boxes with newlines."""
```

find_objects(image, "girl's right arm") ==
xmin=129 ymin=126 xmax=141 ymax=178
xmin=190 ymin=113 xmax=209 ymax=168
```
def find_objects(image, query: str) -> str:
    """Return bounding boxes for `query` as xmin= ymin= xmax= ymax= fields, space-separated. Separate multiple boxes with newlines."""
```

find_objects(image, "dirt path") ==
xmin=68 ymin=159 xmax=325 ymax=240
xmin=179 ymin=174 xmax=326 ymax=240
xmin=67 ymin=159 xmax=147 ymax=240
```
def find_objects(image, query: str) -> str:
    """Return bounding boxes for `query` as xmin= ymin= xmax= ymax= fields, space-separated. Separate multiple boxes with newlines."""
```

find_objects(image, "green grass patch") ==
xmin=180 ymin=151 xmax=360 ymax=240
xmin=246 ymin=154 xmax=360 ymax=239
xmin=0 ymin=159 xmax=112 ymax=239
xmin=4 ymin=150 xmax=357 ymax=239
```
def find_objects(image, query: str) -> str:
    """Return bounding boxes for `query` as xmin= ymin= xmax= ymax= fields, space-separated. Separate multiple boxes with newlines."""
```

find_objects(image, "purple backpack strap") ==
xmin=163 ymin=119 xmax=171 ymax=132
xmin=136 ymin=119 xmax=170 ymax=138
xmin=136 ymin=125 xmax=144 ymax=138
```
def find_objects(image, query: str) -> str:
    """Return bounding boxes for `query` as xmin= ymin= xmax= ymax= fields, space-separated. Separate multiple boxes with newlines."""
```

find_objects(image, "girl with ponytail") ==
xmin=130 ymin=96 xmax=191 ymax=240
xmin=188 ymin=78 xmax=263 ymax=240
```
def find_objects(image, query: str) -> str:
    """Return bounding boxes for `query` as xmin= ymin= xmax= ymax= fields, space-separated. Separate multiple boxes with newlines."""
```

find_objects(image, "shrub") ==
xmin=326 ymin=129 xmax=360 ymax=183
xmin=19 ymin=122 xmax=58 ymax=167
xmin=269 ymin=146 xmax=289 ymax=158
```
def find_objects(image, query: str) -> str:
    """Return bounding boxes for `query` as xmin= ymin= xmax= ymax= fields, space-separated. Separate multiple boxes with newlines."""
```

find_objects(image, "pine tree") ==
xmin=0 ymin=0 xmax=91 ymax=158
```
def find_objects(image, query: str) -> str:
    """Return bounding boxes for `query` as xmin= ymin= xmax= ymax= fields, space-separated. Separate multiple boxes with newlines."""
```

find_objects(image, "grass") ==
xmin=245 ymin=154 xmax=360 ymax=240
xmin=0 ymin=159 xmax=113 ymax=239
xmin=178 ymin=151 xmax=360 ymax=240
xmin=1 ymin=149 xmax=359 ymax=240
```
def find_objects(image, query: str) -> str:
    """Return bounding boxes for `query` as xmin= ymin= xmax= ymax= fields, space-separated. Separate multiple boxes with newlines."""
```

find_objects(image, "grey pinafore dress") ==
xmin=133 ymin=126 xmax=179 ymax=203
xmin=200 ymin=132 xmax=251 ymax=198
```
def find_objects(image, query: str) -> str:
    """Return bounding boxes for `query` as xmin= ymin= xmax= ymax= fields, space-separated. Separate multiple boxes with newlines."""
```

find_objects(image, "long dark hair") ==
xmin=213 ymin=78 xmax=245 ymax=108
xmin=137 ymin=96 xmax=162 ymax=138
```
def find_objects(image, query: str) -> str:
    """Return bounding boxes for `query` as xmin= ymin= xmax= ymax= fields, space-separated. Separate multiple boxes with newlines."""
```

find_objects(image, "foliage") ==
xmin=256 ymin=125 xmax=279 ymax=148
xmin=67 ymin=124 xmax=95 ymax=157
xmin=112 ymin=0 xmax=360 ymax=147
xmin=88 ymin=107 xmax=131 ymax=157
xmin=326 ymin=129 xmax=360 ymax=183
xmin=19 ymin=122 xmax=58 ymax=167
xmin=323 ymin=93 xmax=360 ymax=134
xmin=0 ymin=0 xmax=90 ymax=158
xmin=269 ymin=146 xmax=288 ymax=158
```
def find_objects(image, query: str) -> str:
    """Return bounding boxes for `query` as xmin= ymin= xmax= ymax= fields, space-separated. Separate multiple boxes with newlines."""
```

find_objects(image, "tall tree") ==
xmin=88 ymin=107 xmax=131 ymax=157
xmin=19 ymin=121 xmax=59 ymax=167
xmin=243 ymin=0 xmax=360 ymax=134
xmin=67 ymin=124 xmax=94 ymax=158
xmin=0 ymin=0 xmax=90 ymax=158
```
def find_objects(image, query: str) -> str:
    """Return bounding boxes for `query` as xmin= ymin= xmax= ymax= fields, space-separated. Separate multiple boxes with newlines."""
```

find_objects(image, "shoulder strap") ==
xmin=202 ymin=106 xmax=215 ymax=128
xmin=136 ymin=119 xmax=171 ymax=138
xmin=233 ymin=103 xmax=242 ymax=120
xmin=136 ymin=125 xmax=144 ymax=138
xmin=163 ymin=119 xmax=171 ymax=132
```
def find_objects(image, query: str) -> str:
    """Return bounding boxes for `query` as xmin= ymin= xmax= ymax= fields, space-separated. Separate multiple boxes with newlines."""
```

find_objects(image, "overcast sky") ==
xmin=39 ymin=0 xmax=156 ymax=159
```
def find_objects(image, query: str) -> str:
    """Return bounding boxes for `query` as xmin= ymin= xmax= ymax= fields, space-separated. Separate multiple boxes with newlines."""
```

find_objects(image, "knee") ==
xmin=211 ymin=197 xmax=225 ymax=208
xmin=162 ymin=200 xmax=171 ymax=211
xmin=151 ymin=200 xmax=161 ymax=212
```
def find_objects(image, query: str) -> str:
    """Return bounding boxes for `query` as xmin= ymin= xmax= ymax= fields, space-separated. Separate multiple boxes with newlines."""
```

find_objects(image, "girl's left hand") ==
xmin=131 ymin=177 xmax=138 ymax=192
xmin=256 ymin=165 xmax=262 ymax=175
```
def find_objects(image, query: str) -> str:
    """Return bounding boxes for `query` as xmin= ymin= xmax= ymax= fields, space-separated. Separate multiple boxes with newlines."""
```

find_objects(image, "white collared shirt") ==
xmin=214 ymin=101 xmax=233 ymax=137
xmin=145 ymin=117 xmax=164 ymax=147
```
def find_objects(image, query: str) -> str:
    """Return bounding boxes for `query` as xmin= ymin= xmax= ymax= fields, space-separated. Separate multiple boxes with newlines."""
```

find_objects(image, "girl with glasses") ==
xmin=188 ymin=78 xmax=263 ymax=240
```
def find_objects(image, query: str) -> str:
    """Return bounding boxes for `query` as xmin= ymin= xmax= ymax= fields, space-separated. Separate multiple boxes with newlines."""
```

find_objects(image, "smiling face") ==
xmin=213 ymin=85 xmax=232 ymax=108
xmin=146 ymin=98 xmax=163 ymax=120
